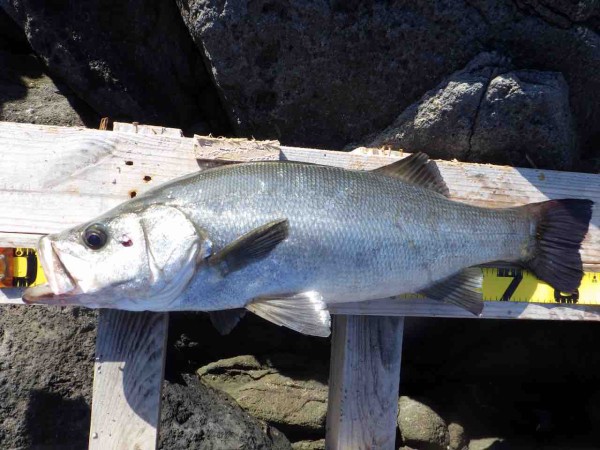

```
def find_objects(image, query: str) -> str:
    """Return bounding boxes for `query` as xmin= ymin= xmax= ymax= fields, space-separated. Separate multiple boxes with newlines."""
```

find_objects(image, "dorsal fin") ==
xmin=372 ymin=152 xmax=449 ymax=197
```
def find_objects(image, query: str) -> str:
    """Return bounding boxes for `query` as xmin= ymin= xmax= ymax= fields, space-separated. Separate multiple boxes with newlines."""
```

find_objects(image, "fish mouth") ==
xmin=22 ymin=237 xmax=82 ymax=305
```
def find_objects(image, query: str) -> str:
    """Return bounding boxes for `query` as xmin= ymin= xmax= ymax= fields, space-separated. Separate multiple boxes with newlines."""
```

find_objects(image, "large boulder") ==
xmin=1 ymin=0 xmax=229 ymax=133
xmin=367 ymin=53 xmax=576 ymax=169
xmin=160 ymin=374 xmax=291 ymax=449
xmin=398 ymin=396 xmax=450 ymax=450
xmin=197 ymin=354 xmax=328 ymax=435
xmin=0 ymin=306 xmax=96 ymax=449
xmin=177 ymin=0 xmax=599 ymax=161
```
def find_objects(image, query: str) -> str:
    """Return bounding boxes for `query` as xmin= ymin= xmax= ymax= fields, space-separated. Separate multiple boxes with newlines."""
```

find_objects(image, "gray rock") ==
xmin=0 ymin=50 xmax=98 ymax=127
xmin=178 ymin=0 xmax=599 ymax=161
xmin=369 ymin=52 xmax=576 ymax=169
xmin=398 ymin=396 xmax=449 ymax=450
xmin=291 ymin=439 xmax=325 ymax=450
xmin=0 ymin=306 xmax=96 ymax=449
xmin=1 ymin=0 xmax=229 ymax=133
xmin=159 ymin=374 xmax=291 ymax=450
xmin=0 ymin=8 xmax=28 ymax=51
xmin=468 ymin=437 xmax=504 ymax=450
xmin=197 ymin=354 xmax=328 ymax=434
xmin=471 ymin=69 xmax=575 ymax=169
xmin=448 ymin=422 xmax=468 ymax=450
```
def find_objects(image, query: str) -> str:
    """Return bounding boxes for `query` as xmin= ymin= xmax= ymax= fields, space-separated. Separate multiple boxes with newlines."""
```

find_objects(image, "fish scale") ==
xmin=115 ymin=162 xmax=534 ymax=309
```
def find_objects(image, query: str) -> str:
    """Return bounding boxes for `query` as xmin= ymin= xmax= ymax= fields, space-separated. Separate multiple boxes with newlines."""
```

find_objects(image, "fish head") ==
xmin=23 ymin=204 xmax=211 ymax=310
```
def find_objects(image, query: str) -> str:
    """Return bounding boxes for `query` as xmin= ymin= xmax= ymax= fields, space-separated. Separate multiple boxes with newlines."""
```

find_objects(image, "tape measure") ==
xmin=1 ymin=248 xmax=598 ymax=305
xmin=0 ymin=248 xmax=46 ymax=288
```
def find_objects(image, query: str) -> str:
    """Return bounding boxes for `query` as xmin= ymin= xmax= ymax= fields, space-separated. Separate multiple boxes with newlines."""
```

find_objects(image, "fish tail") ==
xmin=521 ymin=199 xmax=593 ymax=293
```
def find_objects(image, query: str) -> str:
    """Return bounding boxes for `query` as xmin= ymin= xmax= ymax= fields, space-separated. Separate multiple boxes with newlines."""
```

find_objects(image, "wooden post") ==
xmin=326 ymin=315 xmax=404 ymax=450
xmin=89 ymin=310 xmax=168 ymax=449
xmin=88 ymin=123 xmax=176 ymax=450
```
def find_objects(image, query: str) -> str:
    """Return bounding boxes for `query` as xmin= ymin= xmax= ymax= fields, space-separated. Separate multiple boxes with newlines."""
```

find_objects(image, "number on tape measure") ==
xmin=497 ymin=267 xmax=523 ymax=301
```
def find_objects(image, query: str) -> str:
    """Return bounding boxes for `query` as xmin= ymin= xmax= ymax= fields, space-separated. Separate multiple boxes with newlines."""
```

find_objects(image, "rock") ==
xmin=368 ymin=52 xmax=576 ymax=169
xmin=0 ymin=306 xmax=96 ymax=449
xmin=197 ymin=354 xmax=328 ymax=435
xmin=178 ymin=0 xmax=599 ymax=161
xmin=1 ymin=0 xmax=229 ymax=133
xmin=470 ymin=69 xmax=575 ymax=169
xmin=0 ymin=50 xmax=98 ymax=127
xmin=0 ymin=8 xmax=28 ymax=51
xmin=468 ymin=437 xmax=505 ymax=450
xmin=291 ymin=439 xmax=326 ymax=450
xmin=398 ymin=396 xmax=449 ymax=450
xmin=159 ymin=374 xmax=291 ymax=450
xmin=448 ymin=422 xmax=468 ymax=450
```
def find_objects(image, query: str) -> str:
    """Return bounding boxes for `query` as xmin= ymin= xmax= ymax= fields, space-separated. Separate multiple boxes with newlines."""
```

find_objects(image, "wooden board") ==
xmin=0 ymin=121 xmax=596 ymax=270
xmin=0 ymin=121 xmax=597 ymax=316
xmin=326 ymin=316 xmax=404 ymax=449
xmin=88 ymin=123 xmax=170 ymax=450
xmin=88 ymin=310 xmax=168 ymax=450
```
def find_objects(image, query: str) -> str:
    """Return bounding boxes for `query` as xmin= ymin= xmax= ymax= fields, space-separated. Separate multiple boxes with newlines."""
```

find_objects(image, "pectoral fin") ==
xmin=246 ymin=291 xmax=331 ymax=337
xmin=209 ymin=309 xmax=247 ymax=335
xmin=209 ymin=219 xmax=289 ymax=276
xmin=419 ymin=267 xmax=484 ymax=316
xmin=373 ymin=152 xmax=449 ymax=197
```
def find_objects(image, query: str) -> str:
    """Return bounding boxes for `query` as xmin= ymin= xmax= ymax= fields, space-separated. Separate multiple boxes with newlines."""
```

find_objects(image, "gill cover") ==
xmin=137 ymin=205 xmax=211 ymax=308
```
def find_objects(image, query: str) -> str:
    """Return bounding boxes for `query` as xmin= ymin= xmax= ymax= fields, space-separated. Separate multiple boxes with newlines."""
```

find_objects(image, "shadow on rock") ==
xmin=159 ymin=374 xmax=291 ymax=450
xmin=24 ymin=389 xmax=90 ymax=449
xmin=0 ymin=9 xmax=99 ymax=128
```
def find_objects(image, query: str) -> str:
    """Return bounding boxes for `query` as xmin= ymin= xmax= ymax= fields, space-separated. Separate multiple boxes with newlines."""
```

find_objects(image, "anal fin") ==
xmin=246 ymin=291 xmax=331 ymax=337
xmin=209 ymin=309 xmax=246 ymax=335
xmin=419 ymin=267 xmax=484 ymax=316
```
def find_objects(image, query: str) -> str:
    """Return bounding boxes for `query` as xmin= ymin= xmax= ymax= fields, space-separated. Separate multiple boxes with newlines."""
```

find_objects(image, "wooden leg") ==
xmin=89 ymin=310 xmax=168 ymax=450
xmin=326 ymin=315 xmax=404 ymax=450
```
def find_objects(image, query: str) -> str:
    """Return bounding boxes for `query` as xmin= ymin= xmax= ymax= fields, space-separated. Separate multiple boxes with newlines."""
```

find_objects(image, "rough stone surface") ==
xmin=398 ymin=396 xmax=449 ymax=450
xmin=291 ymin=439 xmax=325 ymax=450
xmin=0 ymin=306 xmax=96 ymax=449
xmin=0 ymin=50 xmax=98 ymax=127
xmin=0 ymin=8 xmax=28 ymax=51
xmin=1 ymin=0 xmax=229 ymax=133
xmin=197 ymin=354 xmax=328 ymax=435
xmin=159 ymin=374 xmax=291 ymax=450
xmin=368 ymin=52 xmax=576 ymax=169
xmin=468 ymin=437 xmax=505 ymax=450
xmin=178 ymin=0 xmax=599 ymax=160
xmin=448 ymin=422 xmax=468 ymax=450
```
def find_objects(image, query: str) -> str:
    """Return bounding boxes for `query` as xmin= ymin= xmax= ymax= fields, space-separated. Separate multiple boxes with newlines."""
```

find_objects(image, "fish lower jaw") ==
xmin=22 ymin=283 xmax=84 ymax=305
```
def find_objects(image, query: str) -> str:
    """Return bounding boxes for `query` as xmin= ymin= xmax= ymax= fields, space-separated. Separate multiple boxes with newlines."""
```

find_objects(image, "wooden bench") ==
xmin=0 ymin=121 xmax=597 ymax=449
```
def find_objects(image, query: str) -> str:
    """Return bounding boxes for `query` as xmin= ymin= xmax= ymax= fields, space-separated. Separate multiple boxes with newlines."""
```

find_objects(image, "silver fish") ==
xmin=23 ymin=154 xmax=593 ymax=336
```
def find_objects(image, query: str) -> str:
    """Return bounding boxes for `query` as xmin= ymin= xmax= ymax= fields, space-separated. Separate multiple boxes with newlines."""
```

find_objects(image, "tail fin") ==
xmin=523 ymin=199 xmax=593 ymax=293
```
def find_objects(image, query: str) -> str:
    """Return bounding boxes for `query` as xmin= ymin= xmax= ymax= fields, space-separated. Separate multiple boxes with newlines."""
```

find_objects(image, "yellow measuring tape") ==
xmin=1 ymin=248 xmax=598 ymax=305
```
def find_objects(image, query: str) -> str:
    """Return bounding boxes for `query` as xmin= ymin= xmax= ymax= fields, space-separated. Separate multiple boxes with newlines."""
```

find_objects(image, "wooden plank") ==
xmin=113 ymin=122 xmax=183 ymax=137
xmin=0 ymin=121 xmax=596 ymax=270
xmin=328 ymin=298 xmax=600 ymax=320
xmin=326 ymin=316 xmax=404 ymax=449
xmin=87 ymin=123 xmax=170 ymax=450
xmin=88 ymin=310 xmax=168 ymax=450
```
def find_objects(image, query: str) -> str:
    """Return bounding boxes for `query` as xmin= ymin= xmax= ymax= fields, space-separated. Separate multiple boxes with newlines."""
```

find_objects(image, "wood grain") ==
xmin=0 ymin=121 xmax=596 ymax=269
xmin=326 ymin=316 xmax=404 ymax=450
xmin=328 ymin=297 xmax=600 ymax=320
xmin=88 ymin=123 xmax=170 ymax=450
xmin=88 ymin=309 xmax=168 ymax=450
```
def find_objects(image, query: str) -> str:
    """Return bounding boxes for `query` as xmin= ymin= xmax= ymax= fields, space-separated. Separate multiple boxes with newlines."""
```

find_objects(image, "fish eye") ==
xmin=83 ymin=224 xmax=108 ymax=250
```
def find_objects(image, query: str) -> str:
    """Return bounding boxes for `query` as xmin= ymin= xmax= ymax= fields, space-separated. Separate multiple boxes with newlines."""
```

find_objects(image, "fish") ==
xmin=22 ymin=153 xmax=594 ymax=337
